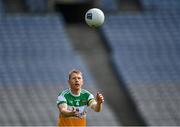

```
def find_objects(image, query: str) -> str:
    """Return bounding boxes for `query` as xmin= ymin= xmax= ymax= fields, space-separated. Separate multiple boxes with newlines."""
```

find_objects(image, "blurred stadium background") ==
xmin=0 ymin=0 xmax=180 ymax=126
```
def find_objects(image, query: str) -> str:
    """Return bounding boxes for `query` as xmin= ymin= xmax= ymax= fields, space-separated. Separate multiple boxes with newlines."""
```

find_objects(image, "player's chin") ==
xmin=74 ymin=84 xmax=81 ymax=89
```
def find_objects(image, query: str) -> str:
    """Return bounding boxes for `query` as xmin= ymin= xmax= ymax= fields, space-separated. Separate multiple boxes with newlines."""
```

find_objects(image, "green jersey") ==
xmin=57 ymin=88 xmax=95 ymax=117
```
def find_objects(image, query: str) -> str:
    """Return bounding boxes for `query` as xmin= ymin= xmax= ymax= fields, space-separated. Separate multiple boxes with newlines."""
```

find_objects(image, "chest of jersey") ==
xmin=65 ymin=94 xmax=88 ymax=107
xmin=64 ymin=93 xmax=89 ymax=113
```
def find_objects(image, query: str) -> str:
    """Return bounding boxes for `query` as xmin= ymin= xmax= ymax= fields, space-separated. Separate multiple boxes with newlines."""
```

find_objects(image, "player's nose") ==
xmin=75 ymin=78 xmax=79 ymax=82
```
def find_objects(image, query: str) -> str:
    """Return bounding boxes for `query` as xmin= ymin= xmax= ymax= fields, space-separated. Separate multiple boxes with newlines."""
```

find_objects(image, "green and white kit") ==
xmin=57 ymin=89 xmax=95 ymax=117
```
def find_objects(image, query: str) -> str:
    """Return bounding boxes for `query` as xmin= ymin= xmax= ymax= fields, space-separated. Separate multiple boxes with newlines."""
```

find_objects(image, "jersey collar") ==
xmin=69 ymin=88 xmax=81 ymax=97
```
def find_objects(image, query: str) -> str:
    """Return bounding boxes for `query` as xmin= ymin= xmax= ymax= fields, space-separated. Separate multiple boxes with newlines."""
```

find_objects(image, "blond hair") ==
xmin=68 ymin=69 xmax=83 ymax=80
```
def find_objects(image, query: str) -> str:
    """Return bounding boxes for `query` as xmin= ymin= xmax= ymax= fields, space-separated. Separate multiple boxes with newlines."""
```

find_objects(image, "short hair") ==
xmin=68 ymin=69 xmax=83 ymax=80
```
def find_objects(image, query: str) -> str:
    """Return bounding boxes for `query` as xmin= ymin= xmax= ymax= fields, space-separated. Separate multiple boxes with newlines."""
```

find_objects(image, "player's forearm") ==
xmin=60 ymin=109 xmax=75 ymax=117
xmin=94 ymin=102 xmax=102 ymax=112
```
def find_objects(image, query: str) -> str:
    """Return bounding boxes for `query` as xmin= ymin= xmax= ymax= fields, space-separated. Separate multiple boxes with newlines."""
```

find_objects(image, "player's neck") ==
xmin=70 ymin=88 xmax=81 ymax=96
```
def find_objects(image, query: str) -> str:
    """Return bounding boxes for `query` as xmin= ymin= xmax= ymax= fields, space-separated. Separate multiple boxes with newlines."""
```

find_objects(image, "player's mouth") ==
xmin=75 ymin=83 xmax=80 ymax=86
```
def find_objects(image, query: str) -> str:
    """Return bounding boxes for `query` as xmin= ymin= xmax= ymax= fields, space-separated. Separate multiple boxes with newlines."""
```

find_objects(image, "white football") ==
xmin=85 ymin=8 xmax=105 ymax=28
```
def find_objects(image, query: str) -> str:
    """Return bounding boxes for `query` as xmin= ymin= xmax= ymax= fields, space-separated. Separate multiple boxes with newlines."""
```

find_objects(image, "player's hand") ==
xmin=96 ymin=92 xmax=104 ymax=104
xmin=71 ymin=107 xmax=79 ymax=117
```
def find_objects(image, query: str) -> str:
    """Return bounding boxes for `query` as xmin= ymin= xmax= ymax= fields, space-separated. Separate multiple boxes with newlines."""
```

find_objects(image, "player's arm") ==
xmin=89 ymin=92 xmax=104 ymax=112
xmin=58 ymin=103 xmax=79 ymax=117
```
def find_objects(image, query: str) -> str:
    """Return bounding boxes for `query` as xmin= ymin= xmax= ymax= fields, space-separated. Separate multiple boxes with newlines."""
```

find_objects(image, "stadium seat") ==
xmin=99 ymin=0 xmax=118 ymax=13
xmin=140 ymin=0 xmax=180 ymax=10
xmin=24 ymin=0 xmax=48 ymax=12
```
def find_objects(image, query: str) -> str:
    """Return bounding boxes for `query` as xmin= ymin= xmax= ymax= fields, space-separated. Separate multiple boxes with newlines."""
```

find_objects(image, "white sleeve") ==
xmin=88 ymin=93 xmax=95 ymax=101
xmin=56 ymin=95 xmax=66 ymax=105
xmin=88 ymin=93 xmax=96 ymax=106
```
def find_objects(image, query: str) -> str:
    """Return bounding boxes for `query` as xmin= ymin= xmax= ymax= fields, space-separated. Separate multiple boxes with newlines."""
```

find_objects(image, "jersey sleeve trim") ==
xmin=87 ymin=91 xmax=95 ymax=106
xmin=88 ymin=98 xmax=96 ymax=106
xmin=57 ymin=101 xmax=67 ymax=106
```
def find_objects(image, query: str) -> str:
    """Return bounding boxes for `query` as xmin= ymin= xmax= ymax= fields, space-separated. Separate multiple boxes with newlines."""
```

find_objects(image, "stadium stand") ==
xmin=0 ymin=14 xmax=116 ymax=125
xmin=0 ymin=15 xmax=92 ymax=85
xmin=101 ymin=9 xmax=180 ymax=125
xmin=24 ymin=0 xmax=48 ymax=12
xmin=140 ymin=0 xmax=180 ymax=10
xmin=99 ymin=0 xmax=118 ymax=13
xmin=0 ymin=7 xmax=120 ymax=125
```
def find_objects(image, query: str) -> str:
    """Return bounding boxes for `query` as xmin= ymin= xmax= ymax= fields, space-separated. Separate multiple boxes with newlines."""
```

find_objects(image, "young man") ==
xmin=57 ymin=69 xmax=104 ymax=126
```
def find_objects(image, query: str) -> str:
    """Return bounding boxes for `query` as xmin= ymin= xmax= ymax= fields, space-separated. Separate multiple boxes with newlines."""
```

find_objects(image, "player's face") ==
xmin=69 ymin=73 xmax=83 ymax=90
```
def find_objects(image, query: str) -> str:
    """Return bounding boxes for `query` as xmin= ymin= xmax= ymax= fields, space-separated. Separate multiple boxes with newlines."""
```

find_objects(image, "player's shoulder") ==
xmin=58 ymin=89 xmax=70 ymax=96
xmin=81 ymin=89 xmax=92 ymax=95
